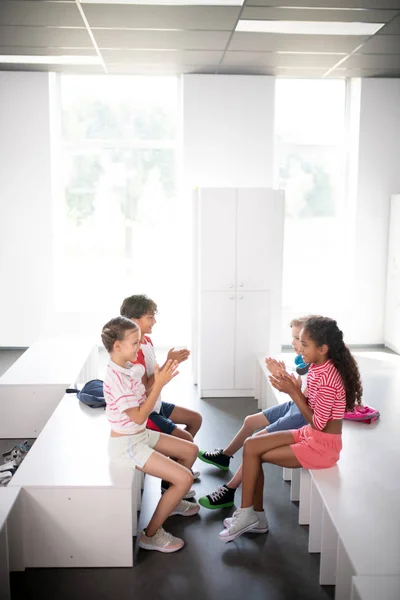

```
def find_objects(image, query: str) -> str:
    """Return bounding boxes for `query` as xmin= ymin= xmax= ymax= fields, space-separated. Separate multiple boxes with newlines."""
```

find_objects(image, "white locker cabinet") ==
xmin=385 ymin=194 xmax=400 ymax=354
xmin=194 ymin=187 xmax=284 ymax=398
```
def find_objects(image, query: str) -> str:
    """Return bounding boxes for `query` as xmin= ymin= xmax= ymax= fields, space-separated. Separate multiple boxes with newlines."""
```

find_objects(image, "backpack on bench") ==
xmin=66 ymin=379 xmax=106 ymax=409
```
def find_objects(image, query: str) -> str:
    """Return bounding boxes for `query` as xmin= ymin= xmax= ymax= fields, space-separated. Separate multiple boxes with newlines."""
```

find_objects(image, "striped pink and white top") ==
xmin=306 ymin=360 xmax=346 ymax=431
xmin=103 ymin=360 xmax=147 ymax=435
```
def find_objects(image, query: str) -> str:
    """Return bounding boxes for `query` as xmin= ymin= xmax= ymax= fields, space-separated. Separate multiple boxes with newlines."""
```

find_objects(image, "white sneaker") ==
xmin=170 ymin=499 xmax=200 ymax=517
xmin=191 ymin=469 xmax=200 ymax=480
xmin=218 ymin=507 xmax=259 ymax=543
xmin=224 ymin=510 xmax=269 ymax=534
xmin=139 ymin=528 xmax=184 ymax=553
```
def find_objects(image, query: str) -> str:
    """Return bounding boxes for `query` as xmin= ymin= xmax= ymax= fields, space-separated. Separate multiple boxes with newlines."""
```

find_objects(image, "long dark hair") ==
xmin=304 ymin=316 xmax=362 ymax=411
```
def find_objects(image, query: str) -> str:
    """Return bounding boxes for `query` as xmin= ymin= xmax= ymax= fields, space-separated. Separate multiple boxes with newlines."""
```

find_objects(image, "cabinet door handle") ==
xmin=239 ymin=282 xmax=243 ymax=287
xmin=229 ymin=284 xmax=233 ymax=289
xmin=229 ymin=296 xmax=234 ymax=300
xmin=239 ymin=295 xmax=243 ymax=300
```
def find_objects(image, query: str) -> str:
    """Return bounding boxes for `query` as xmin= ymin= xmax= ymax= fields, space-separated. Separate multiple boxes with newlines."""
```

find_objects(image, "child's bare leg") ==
xmin=223 ymin=412 xmax=269 ymax=457
xmin=139 ymin=453 xmax=194 ymax=536
xmin=169 ymin=406 xmax=202 ymax=438
xmin=226 ymin=430 xmax=271 ymax=489
xmin=253 ymin=468 xmax=264 ymax=512
xmin=241 ymin=432 xmax=296 ymax=507
xmin=171 ymin=427 xmax=194 ymax=443
xmin=155 ymin=433 xmax=198 ymax=472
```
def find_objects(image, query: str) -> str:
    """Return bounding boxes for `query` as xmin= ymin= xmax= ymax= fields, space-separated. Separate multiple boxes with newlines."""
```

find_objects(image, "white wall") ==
xmin=0 ymin=72 xmax=54 ymax=346
xmin=346 ymin=79 xmax=400 ymax=344
xmin=182 ymin=74 xmax=275 ymax=189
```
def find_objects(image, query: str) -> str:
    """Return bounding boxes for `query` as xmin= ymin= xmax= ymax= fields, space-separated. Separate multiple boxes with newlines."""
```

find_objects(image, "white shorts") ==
xmin=108 ymin=429 xmax=160 ymax=469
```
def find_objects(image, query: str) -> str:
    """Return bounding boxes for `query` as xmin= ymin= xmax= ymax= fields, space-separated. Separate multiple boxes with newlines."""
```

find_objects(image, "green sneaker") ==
xmin=198 ymin=449 xmax=231 ymax=471
xmin=198 ymin=485 xmax=235 ymax=510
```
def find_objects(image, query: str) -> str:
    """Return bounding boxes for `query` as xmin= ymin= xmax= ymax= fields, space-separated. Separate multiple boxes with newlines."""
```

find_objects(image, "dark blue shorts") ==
xmin=262 ymin=400 xmax=308 ymax=433
xmin=147 ymin=402 xmax=176 ymax=435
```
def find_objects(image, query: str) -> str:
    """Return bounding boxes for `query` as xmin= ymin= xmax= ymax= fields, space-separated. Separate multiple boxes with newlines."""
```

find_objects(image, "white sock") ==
xmin=255 ymin=510 xmax=268 ymax=525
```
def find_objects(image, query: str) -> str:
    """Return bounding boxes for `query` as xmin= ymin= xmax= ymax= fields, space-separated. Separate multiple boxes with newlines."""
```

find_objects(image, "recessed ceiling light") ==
xmin=80 ymin=0 xmax=244 ymax=5
xmin=0 ymin=55 xmax=102 ymax=65
xmin=236 ymin=20 xmax=385 ymax=36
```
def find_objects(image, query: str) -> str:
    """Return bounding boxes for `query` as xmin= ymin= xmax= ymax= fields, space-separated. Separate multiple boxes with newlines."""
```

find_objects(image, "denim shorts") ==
xmin=262 ymin=400 xmax=308 ymax=433
xmin=147 ymin=401 xmax=176 ymax=434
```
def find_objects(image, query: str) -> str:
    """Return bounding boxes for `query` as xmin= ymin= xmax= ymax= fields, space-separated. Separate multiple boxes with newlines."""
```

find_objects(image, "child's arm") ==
xmin=265 ymin=357 xmax=286 ymax=377
xmin=145 ymin=348 xmax=190 ymax=390
xmin=124 ymin=360 xmax=179 ymax=425
xmin=269 ymin=373 xmax=314 ymax=426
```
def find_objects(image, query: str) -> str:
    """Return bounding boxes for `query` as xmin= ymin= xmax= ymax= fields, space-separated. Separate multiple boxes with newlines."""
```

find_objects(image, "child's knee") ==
xmin=244 ymin=414 xmax=256 ymax=430
xmin=190 ymin=443 xmax=199 ymax=461
xmin=178 ymin=468 xmax=194 ymax=491
xmin=243 ymin=437 xmax=257 ymax=455
xmin=194 ymin=412 xmax=202 ymax=428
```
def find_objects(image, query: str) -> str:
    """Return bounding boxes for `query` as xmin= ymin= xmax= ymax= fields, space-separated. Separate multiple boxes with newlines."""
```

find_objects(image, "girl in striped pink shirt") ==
xmin=219 ymin=316 xmax=363 ymax=543
xmin=102 ymin=317 xmax=200 ymax=554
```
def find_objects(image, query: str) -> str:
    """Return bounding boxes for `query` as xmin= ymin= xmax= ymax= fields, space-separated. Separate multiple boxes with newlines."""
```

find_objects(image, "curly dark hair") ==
xmin=120 ymin=294 xmax=158 ymax=320
xmin=303 ymin=316 xmax=363 ymax=411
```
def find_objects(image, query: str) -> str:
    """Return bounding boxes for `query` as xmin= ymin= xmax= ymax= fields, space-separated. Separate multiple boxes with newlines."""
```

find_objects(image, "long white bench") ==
xmin=256 ymin=351 xmax=400 ymax=600
xmin=8 ymin=393 xmax=142 ymax=569
xmin=0 ymin=488 xmax=21 ymax=600
xmin=0 ymin=335 xmax=99 ymax=438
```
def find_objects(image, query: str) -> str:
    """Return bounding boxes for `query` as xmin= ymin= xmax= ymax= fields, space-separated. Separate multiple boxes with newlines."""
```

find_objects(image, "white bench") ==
xmin=351 ymin=576 xmax=400 ymax=600
xmin=0 ymin=488 xmax=21 ymax=600
xmin=8 ymin=393 xmax=142 ymax=569
xmin=0 ymin=335 xmax=99 ymax=438
xmin=305 ymin=352 xmax=400 ymax=599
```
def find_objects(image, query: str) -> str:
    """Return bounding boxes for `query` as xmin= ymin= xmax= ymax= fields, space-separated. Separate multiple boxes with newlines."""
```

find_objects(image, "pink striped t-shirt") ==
xmin=103 ymin=360 xmax=147 ymax=435
xmin=306 ymin=360 xmax=346 ymax=431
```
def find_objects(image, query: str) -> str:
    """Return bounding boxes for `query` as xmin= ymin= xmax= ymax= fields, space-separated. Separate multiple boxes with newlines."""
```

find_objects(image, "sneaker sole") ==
xmin=170 ymin=506 xmax=200 ymax=517
xmin=198 ymin=497 xmax=234 ymax=510
xmin=223 ymin=518 xmax=268 ymax=533
xmin=138 ymin=540 xmax=184 ymax=553
xmin=197 ymin=455 xmax=229 ymax=471
xmin=219 ymin=521 xmax=259 ymax=543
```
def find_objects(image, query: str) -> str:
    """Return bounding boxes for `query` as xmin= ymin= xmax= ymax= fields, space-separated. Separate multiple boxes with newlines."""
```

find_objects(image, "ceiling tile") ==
xmin=222 ymin=51 xmax=341 ymax=68
xmin=0 ymin=46 xmax=96 ymax=56
xmin=0 ymin=1 xmax=84 ymax=27
xmin=241 ymin=6 xmax=399 ymax=23
xmin=379 ymin=14 xmax=400 ymax=33
xmin=93 ymin=29 xmax=231 ymax=50
xmin=246 ymin=0 xmax=400 ymax=8
xmin=229 ymin=32 xmax=367 ymax=52
xmin=0 ymin=26 xmax=93 ymax=47
xmin=360 ymin=34 xmax=400 ymax=53
xmin=0 ymin=63 xmax=103 ymax=74
xmin=217 ymin=65 xmax=275 ymax=74
xmin=82 ymin=5 xmax=240 ymax=30
xmin=342 ymin=52 xmax=400 ymax=67
xmin=330 ymin=67 xmax=400 ymax=76
xmin=101 ymin=49 xmax=223 ymax=65
xmin=106 ymin=63 xmax=216 ymax=75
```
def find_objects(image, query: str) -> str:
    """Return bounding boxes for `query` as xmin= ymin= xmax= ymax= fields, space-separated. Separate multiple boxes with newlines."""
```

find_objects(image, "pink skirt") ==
xmin=290 ymin=424 xmax=342 ymax=469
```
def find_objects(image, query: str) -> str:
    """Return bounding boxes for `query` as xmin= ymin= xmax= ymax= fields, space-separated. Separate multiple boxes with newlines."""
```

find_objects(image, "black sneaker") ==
xmin=161 ymin=480 xmax=196 ymax=500
xmin=296 ymin=363 xmax=310 ymax=376
xmin=198 ymin=485 xmax=235 ymax=510
xmin=198 ymin=449 xmax=231 ymax=471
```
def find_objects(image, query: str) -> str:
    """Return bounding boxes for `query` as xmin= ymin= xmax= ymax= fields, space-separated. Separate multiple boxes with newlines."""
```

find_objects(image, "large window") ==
xmin=57 ymin=76 xmax=189 ymax=345
xmin=275 ymin=79 xmax=348 ymax=341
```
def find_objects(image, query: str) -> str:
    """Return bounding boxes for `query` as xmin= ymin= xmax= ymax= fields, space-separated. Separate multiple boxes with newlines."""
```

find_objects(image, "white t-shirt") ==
xmin=103 ymin=360 xmax=147 ymax=435
xmin=134 ymin=335 xmax=162 ymax=413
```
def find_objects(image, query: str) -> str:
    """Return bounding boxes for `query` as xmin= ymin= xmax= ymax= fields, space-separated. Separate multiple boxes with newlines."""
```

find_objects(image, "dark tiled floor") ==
xmin=1 ymin=348 xmax=334 ymax=600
